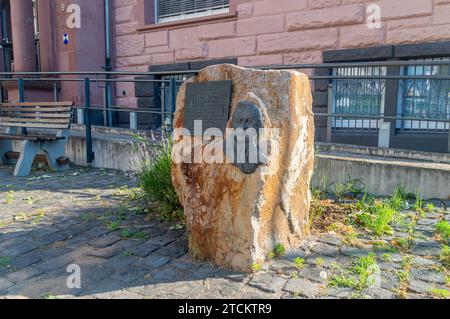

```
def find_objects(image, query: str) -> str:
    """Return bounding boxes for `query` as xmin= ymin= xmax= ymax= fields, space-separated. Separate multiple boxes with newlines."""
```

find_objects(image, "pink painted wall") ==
xmin=112 ymin=0 xmax=450 ymax=108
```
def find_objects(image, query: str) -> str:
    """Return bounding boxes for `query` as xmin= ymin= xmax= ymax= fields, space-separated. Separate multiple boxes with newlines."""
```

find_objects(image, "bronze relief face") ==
xmin=229 ymin=101 xmax=264 ymax=174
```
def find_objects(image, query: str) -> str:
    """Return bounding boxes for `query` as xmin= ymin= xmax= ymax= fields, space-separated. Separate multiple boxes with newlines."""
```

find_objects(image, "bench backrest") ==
xmin=0 ymin=102 xmax=74 ymax=130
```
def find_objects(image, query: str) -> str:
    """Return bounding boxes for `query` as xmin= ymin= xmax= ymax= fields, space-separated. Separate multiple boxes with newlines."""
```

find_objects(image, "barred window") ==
xmin=155 ymin=0 xmax=230 ymax=23
xmin=332 ymin=66 xmax=386 ymax=131
xmin=397 ymin=58 xmax=450 ymax=132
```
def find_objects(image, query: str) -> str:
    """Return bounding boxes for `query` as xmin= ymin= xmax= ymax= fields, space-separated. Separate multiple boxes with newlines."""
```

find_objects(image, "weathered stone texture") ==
xmin=172 ymin=64 xmax=314 ymax=272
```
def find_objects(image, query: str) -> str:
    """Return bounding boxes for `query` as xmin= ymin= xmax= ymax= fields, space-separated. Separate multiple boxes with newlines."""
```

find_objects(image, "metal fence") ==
xmin=1 ymin=60 xmax=449 ymax=163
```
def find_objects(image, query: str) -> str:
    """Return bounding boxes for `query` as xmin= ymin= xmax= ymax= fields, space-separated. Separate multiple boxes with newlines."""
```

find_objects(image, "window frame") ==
xmin=136 ymin=0 xmax=238 ymax=32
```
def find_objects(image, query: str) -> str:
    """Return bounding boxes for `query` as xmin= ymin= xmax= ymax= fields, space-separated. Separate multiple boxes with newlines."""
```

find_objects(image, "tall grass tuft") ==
xmin=134 ymin=131 xmax=182 ymax=219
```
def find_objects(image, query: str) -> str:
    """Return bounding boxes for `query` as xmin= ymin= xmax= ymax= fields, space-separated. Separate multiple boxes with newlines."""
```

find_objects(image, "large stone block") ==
xmin=172 ymin=64 xmax=315 ymax=272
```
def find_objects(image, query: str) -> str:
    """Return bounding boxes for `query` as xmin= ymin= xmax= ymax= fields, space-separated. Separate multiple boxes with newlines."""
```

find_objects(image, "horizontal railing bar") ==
xmin=0 ymin=78 xmax=179 ymax=83
xmin=0 ymin=60 xmax=449 ymax=77
xmin=69 ymin=106 xmax=450 ymax=123
xmin=1 ymin=75 xmax=450 ymax=81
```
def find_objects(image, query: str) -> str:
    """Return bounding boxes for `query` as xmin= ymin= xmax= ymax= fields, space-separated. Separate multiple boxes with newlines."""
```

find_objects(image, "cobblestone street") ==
xmin=0 ymin=165 xmax=449 ymax=299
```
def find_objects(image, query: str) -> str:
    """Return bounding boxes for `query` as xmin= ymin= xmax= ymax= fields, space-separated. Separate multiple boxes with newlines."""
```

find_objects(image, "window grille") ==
xmin=397 ymin=58 xmax=450 ymax=133
xmin=332 ymin=66 xmax=386 ymax=131
xmin=155 ymin=0 xmax=230 ymax=23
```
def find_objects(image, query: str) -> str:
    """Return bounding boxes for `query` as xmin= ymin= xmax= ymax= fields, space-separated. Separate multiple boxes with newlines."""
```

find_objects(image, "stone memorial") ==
xmin=172 ymin=64 xmax=314 ymax=272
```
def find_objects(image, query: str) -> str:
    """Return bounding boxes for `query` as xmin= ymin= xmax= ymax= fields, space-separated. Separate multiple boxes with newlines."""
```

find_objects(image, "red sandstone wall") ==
xmin=113 ymin=0 xmax=450 ymax=107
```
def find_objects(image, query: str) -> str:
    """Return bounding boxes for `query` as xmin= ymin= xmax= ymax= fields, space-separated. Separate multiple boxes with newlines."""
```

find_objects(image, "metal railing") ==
xmin=0 ymin=59 xmax=449 ymax=163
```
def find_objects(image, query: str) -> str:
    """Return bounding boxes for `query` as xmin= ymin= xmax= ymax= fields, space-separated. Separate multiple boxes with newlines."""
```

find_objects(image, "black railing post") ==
xmin=18 ymin=78 xmax=25 ymax=102
xmin=169 ymin=77 xmax=177 ymax=132
xmin=84 ymin=78 xmax=94 ymax=164
xmin=18 ymin=78 xmax=27 ymax=134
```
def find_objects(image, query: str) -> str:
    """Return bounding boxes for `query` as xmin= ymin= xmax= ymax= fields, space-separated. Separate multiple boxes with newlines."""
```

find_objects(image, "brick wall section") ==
xmin=113 ymin=0 xmax=450 ymax=131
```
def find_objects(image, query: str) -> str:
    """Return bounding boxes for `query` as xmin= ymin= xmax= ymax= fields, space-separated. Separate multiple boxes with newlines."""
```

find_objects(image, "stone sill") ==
xmin=137 ymin=12 xmax=237 ymax=33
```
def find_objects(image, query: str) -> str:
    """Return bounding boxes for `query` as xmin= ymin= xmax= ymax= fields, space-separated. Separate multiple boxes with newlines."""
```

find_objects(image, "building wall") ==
xmin=111 ymin=0 xmax=450 ymax=131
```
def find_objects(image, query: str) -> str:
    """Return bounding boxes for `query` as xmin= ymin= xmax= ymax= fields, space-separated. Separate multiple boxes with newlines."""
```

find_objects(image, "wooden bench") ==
xmin=0 ymin=101 xmax=74 ymax=176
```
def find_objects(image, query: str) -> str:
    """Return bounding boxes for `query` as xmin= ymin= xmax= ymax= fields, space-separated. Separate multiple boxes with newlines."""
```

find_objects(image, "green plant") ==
xmin=267 ymin=251 xmax=276 ymax=260
xmin=0 ymin=257 xmax=11 ymax=267
xmin=355 ymin=202 xmax=397 ymax=236
xmin=330 ymin=275 xmax=357 ymax=289
xmin=426 ymin=203 xmax=435 ymax=212
xmin=351 ymin=253 xmax=379 ymax=291
xmin=293 ymin=257 xmax=305 ymax=270
xmin=414 ymin=190 xmax=424 ymax=215
xmin=332 ymin=182 xmax=347 ymax=200
xmin=436 ymin=221 xmax=450 ymax=241
xmin=345 ymin=178 xmax=366 ymax=198
xmin=316 ymin=258 xmax=325 ymax=267
xmin=388 ymin=187 xmax=408 ymax=211
xmin=252 ymin=263 xmax=262 ymax=272
xmin=329 ymin=254 xmax=379 ymax=291
xmin=109 ymin=221 xmax=120 ymax=231
xmin=440 ymin=245 xmax=450 ymax=267
xmin=137 ymin=137 xmax=182 ymax=217
xmin=381 ymin=253 xmax=392 ymax=262
xmin=273 ymin=244 xmax=286 ymax=258
xmin=430 ymin=287 xmax=450 ymax=299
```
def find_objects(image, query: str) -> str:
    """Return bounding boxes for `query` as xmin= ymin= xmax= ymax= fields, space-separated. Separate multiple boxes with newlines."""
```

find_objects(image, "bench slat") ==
xmin=0 ymin=134 xmax=63 ymax=141
xmin=0 ymin=107 xmax=72 ymax=113
xmin=0 ymin=122 xmax=70 ymax=129
xmin=0 ymin=117 xmax=71 ymax=124
xmin=1 ymin=113 xmax=72 ymax=119
xmin=0 ymin=102 xmax=73 ymax=107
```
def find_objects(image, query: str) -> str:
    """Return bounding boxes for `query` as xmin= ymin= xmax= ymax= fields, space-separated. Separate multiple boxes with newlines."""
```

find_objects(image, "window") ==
xmin=332 ymin=66 xmax=386 ymax=131
xmin=397 ymin=58 xmax=450 ymax=132
xmin=155 ymin=0 xmax=230 ymax=23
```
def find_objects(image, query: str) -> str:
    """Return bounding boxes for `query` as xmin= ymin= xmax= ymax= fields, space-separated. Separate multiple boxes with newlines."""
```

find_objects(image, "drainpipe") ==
xmin=104 ymin=0 xmax=113 ymax=127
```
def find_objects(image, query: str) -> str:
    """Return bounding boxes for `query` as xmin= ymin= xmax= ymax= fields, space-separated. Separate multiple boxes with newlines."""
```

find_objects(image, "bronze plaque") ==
xmin=183 ymin=81 xmax=232 ymax=135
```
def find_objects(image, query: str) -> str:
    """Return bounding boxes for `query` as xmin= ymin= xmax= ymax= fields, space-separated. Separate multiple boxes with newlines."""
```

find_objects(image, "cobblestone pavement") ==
xmin=0 ymin=165 xmax=449 ymax=299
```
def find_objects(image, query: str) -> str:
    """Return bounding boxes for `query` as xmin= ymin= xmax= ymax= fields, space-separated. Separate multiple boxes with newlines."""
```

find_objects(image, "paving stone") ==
xmin=380 ymin=272 xmax=399 ymax=290
xmin=305 ymin=255 xmax=348 ymax=270
xmin=34 ymin=253 xmax=75 ymax=271
xmin=146 ymin=233 xmax=178 ymax=247
xmin=157 ymin=240 xmax=188 ymax=258
xmin=325 ymin=287 xmax=353 ymax=299
xmin=143 ymin=254 xmax=171 ymax=269
xmin=152 ymin=267 xmax=184 ymax=283
xmin=112 ymin=268 xmax=148 ymax=284
xmin=362 ymin=287 xmax=397 ymax=299
xmin=103 ymin=254 xmax=137 ymax=270
xmin=317 ymin=234 xmax=343 ymax=247
xmin=192 ymin=264 xmax=219 ymax=280
xmin=311 ymin=243 xmax=339 ymax=257
xmin=417 ymin=218 xmax=439 ymax=226
xmin=298 ymin=266 xmax=328 ymax=283
xmin=90 ymin=235 xmax=122 ymax=249
xmin=282 ymin=278 xmax=320 ymax=298
xmin=410 ymin=269 xmax=446 ymax=284
xmin=284 ymin=248 xmax=309 ymax=261
xmin=413 ymin=256 xmax=438 ymax=268
xmin=130 ymin=243 xmax=159 ymax=258
xmin=2 ymin=241 xmax=38 ymax=257
xmin=248 ymin=273 xmax=287 ymax=294
xmin=378 ymin=261 xmax=402 ymax=271
xmin=86 ymin=246 xmax=122 ymax=259
xmin=0 ymin=278 xmax=14 ymax=292
xmin=340 ymin=246 xmax=371 ymax=258
xmin=6 ymin=266 xmax=43 ymax=283
xmin=411 ymin=240 xmax=442 ymax=257
xmin=9 ymin=250 xmax=42 ymax=269
xmin=217 ymin=268 xmax=249 ymax=283
xmin=408 ymin=279 xmax=433 ymax=294
xmin=84 ymin=227 xmax=111 ymax=239
xmin=269 ymin=258 xmax=296 ymax=274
